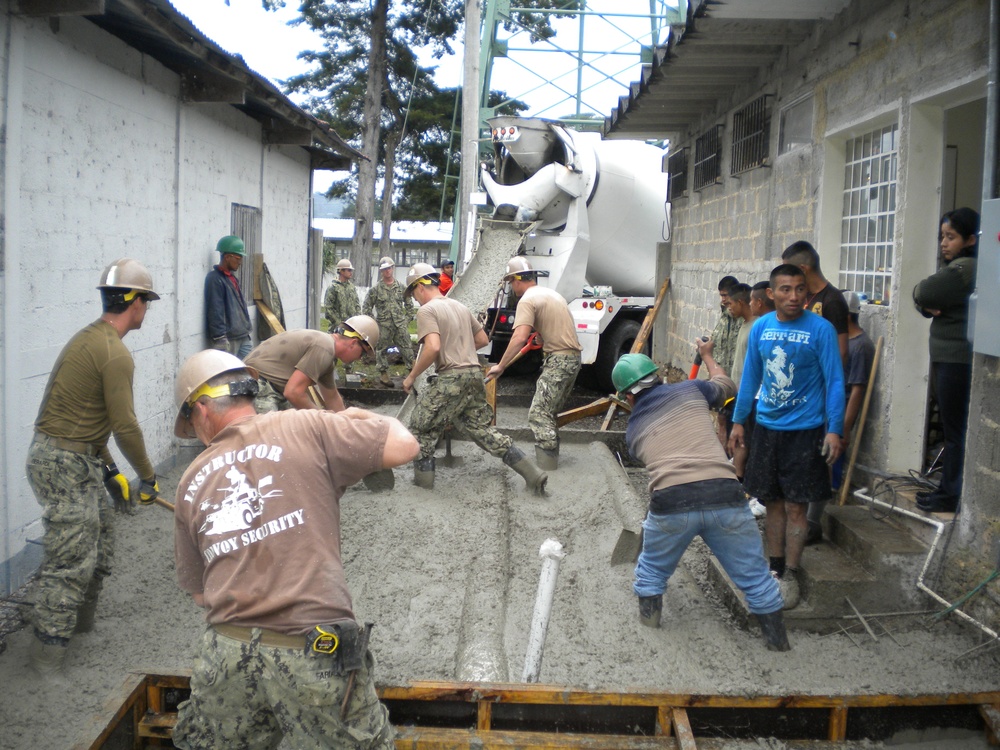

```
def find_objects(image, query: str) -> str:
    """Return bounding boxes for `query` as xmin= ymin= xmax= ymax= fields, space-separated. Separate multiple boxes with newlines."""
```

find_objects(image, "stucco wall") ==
xmin=661 ymin=0 xmax=988 ymax=481
xmin=0 ymin=11 xmax=316 ymax=593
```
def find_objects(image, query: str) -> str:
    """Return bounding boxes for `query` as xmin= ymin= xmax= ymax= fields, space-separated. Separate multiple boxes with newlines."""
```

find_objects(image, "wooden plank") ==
xmin=655 ymin=705 xmax=672 ymax=736
xmin=838 ymin=336 xmax=883 ymax=505
xmin=671 ymin=707 xmax=697 ymax=749
xmin=827 ymin=705 xmax=848 ymax=741
xmin=392 ymin=726 xmax=673 ymax=749
xmin=978 ymin=702 xmax=1000 ymax=744
xmin=477 ymin=700 xmax=493 ymax=731
xmin=631 ymin=277 xmax=670 ymax=355
xmin=137 ymin=712 xmax=177 ymax=739
xmin=557 ymin=398 xmax=613 ymax=427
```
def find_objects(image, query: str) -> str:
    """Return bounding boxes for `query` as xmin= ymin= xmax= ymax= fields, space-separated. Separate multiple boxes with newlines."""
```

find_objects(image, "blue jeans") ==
xmin=633 ymin=505 xmax=782 ymax=615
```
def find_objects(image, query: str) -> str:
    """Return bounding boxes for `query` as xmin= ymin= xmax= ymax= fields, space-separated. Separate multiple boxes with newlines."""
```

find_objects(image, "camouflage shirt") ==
xmin=363 ymin=280 xmax=412 ymax=328
xmin=710 ymin=310 xmax=743 ymax=377
xmin=323 ymin=280 xmax=360 ymax=330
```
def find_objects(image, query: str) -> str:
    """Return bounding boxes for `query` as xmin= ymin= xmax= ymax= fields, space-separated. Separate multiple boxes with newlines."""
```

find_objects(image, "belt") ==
xmin=213 ymin=624 xmax=307 ymax=649
xmin=33 ymin=432 xmax=101 ymax=457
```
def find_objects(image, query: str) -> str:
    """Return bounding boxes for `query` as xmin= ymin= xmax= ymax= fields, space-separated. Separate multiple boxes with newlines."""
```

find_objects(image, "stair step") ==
xmin=847 ymin=486 xmax=957 ymax=548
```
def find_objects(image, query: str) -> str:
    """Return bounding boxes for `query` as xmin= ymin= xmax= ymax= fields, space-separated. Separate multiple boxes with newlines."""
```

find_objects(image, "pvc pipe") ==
xmin=522 ymin=538 xmax=566 ymax=683
xmin=852 ymin=487 xmax=1000 ymax=644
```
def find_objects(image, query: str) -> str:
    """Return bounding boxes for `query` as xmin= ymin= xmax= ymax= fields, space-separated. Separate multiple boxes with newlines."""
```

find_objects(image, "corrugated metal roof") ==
xmin=14 ymin=0 xmax=361 ymax=169
xmin=603 ymin=0 xmax=850 ymax=141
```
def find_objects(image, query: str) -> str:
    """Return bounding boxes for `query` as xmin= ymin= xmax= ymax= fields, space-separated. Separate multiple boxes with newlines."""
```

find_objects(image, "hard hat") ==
xmin=336 ymin=258 xmax=354 ymax=271
xmin=842 ymin=289 xmax=863 ymax=314
xmin=378 ymin=256 xmax=395 ymax=270
xmin=612 ymin=353 xmax=660 ymax=396
xmin=97 ymin=258 xmax=161 ymax=300
xmin=502 ymin=256 xmax=548 ymax=282
xmin=342 ymin=314 xmax=380 ymax=352
xmin=174 ymin=350 xmax=258 ymax=438
xmin=404 ymin=262 xmax=440 ymax=298
xmin=442 ymin=259 xmax=455 ymax=269
xmin=216 ymin=235 xmax=246 ymax=257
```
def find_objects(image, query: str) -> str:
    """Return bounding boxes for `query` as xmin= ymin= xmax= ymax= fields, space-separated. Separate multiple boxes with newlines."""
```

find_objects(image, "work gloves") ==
xmin=211 ymin=336 xmax=230 ymax=352
xmin=103 ymin=464 xmax=132 ymax=514
xmin=138 ymin=477 xmax=160 ymax=506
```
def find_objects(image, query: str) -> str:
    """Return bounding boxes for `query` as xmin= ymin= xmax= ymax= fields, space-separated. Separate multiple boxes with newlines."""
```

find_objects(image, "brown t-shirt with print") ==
xmin=173 ymin=409 xmax=388 ymax=633
xmin=244 ymin=329 xmax=338 ymax=391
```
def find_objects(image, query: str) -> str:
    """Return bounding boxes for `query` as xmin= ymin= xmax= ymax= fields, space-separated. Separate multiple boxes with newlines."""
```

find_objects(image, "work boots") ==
xmin=502 ymin=446 xmax=548 ymax=495
xmin=755 ymin=610 xmax=791 ymax=652
xmin=413 ymin=457 xmax=435 ymax=489
xmin=379 ymin=371 xmax=392 ymax=387
xmin=29 ymin=632 xmax=68 ymax=677
xmin=535 ymin=445 xmax=559 ymax=471
xmin=75 ymin=578 xmax=101 ymax=633
xmin=638 ymin=595 xmax=662 ymax=628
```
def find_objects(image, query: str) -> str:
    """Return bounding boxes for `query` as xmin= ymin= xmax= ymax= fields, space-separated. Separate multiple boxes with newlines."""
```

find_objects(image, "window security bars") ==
xmin=693 ymin=126 xmax=723 ymax=191
xmin=668 ymin=148 xmax=689 ymax=200
xmin=731 ymin=95 xmax=771 ymax=175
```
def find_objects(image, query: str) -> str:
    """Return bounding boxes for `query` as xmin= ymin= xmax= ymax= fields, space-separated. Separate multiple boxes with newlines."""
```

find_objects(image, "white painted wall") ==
xmin=0 ymin=10 xmax=316 ymax=593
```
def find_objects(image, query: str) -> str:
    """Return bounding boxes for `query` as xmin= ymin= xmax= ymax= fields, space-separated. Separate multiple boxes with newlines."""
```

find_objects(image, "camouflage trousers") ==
xmin=374 ymin=319 xmax=414 ymax=373
xmin=407 ymin=368 xmax=512 ymax=460
xmin=174 ymin=627 xmax=394 ymax=750
xmin=25 ymin=438 xmax=113 ymax=640
xmin=254 ymin=378 xmax=295 ymax=414
xmin=529 ymin=353 xmax=582 ymax=452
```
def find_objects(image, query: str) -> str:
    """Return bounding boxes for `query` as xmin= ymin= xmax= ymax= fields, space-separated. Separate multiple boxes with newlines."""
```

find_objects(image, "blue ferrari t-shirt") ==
xmin=733 ymin=310 xmax=845 ymax=434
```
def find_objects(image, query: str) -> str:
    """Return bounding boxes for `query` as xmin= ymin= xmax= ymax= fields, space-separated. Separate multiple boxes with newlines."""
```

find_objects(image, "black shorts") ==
xmin=744 ymin=424 xmax=832 ymax=504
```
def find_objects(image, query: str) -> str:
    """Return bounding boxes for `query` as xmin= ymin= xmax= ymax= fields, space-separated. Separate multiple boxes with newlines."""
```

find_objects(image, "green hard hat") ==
xmin=612 ymin=353 xmax=659 ymax=395
xmin=216 ymin=235 xmax=245 ymax=256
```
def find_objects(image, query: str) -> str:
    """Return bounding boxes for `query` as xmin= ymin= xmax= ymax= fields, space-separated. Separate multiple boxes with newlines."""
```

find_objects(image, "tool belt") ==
xmin=33 ymin=432 xmax=101 ymax=457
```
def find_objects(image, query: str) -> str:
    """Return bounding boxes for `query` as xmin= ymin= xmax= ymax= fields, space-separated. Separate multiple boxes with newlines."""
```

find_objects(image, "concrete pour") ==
xmin=1 ymin=430 xmax=999 ymax=748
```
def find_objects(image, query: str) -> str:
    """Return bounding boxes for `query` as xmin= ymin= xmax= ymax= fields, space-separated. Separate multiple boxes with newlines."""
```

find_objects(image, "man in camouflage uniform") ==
xmin=27 ymin=258 xmax=162 ymax=676
xmin=171 ymin=350 xmax=419 ymax=750
xmin=401 ymin=263 xmax=547 ymax=494
xmin=324 ymin=259 xmax=361 ymax=376
xmin=363 ymin=256 xmax=414 ymax=386
xmin=486 ymin=257 xmax=582 ymax=470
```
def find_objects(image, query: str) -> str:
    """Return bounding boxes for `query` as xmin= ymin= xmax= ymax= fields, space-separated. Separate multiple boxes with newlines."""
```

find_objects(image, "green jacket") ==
xmin=363 ymin=280 xmax=412 ymax=328
xmin=913 ymin=255 xmax=976 ymax=364
xmin=323 ymin=280 xmax=360 ymax=330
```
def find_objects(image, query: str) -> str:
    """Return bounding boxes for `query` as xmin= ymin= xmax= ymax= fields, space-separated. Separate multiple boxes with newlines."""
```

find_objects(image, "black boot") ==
xmin=413 ymin=456 xmax=435 ymax=489
xmin=755 ymin=610 xmax=791 ymax=651
xmin=502 ymin=446 xmax=548 ymax=495
xmin=638 ymin=595 xmax=662 ymax=628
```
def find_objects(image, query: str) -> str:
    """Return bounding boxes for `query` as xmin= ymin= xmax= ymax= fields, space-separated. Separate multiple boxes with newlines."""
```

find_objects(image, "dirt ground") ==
xmin=1 ymin=392 xmax=999 ymax=748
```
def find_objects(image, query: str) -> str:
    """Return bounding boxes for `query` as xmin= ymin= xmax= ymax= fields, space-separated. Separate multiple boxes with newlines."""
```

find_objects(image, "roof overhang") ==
xmin=604 ymin=0 xmax=851 ymax=142
xmin=13 ymin=0 xmax=362 ymax=171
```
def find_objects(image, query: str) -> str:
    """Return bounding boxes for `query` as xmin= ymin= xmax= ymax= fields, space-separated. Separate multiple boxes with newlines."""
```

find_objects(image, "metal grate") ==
xmin=668 ymin=148 xmax=689 ymax=200
xmin=231 ymin=203 xmax=262 ymax=304
xmin=731 ymin=95 xmax=771 ymax=175
xmin=837 ymin=124 xmax=898 ymax=304
xmin=693 ymin=126 xmax=723 ymax=191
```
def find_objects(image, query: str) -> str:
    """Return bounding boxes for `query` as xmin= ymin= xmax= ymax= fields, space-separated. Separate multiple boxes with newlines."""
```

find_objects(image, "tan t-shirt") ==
xmin=416 ymin=297 xmax=482 ymax=372
xmin=173 ymin=409 xmax=389 ymax=633
xmin=244 ymin=329 xmax=337 ymax=391
xmin=513 ymin=286 xmax=582 ymax=355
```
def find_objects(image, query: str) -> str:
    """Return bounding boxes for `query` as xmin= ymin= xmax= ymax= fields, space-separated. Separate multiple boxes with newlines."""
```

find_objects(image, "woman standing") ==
xmin=912 ymin=207 xmax=980 ymax=513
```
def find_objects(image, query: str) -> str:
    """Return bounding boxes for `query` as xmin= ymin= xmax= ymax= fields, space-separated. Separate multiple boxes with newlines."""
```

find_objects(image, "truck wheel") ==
xmin=595 ymin=319 xmax=648 ymax=392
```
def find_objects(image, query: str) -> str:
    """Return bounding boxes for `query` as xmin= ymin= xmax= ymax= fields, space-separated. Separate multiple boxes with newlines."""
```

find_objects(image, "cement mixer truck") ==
xmin=478 ymin=116 xmax=670 ymax=391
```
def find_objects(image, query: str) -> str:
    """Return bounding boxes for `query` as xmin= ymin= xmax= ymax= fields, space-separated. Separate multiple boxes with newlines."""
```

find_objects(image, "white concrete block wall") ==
xmin=0 ymin=11 xmax=318 ymax=592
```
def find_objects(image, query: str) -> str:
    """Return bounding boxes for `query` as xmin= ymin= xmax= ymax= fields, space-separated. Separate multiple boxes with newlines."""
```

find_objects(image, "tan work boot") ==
xmin=535 ymin=445 xmax=558 ymax=471
xmin=503 ymin=446 xmax=548 ymax=495
xmin=379 ymin=371 xmax=391 ymax=387
xmin=29 ymin=634 xmax=68 ymax=677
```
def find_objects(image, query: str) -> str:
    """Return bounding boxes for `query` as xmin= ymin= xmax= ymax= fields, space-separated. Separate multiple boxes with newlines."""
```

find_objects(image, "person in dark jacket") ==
xmin=912 ymin=207 xmax=979 ymax=513
xmin=205 ymin=235 xmax=253 ymax=359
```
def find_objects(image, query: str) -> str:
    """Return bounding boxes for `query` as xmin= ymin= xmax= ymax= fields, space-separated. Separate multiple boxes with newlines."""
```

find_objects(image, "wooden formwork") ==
xmin=77 ymin=674 xmax=1000 ymax=749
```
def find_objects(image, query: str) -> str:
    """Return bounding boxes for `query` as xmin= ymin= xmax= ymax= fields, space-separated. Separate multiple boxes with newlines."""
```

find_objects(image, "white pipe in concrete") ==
xmin=522 ymin=538 xmax=566 ymax=683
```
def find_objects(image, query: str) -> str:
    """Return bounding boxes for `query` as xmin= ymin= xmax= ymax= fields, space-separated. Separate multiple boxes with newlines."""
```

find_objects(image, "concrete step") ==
xmin=847 ymin=485 xmax=957 ymax=548
xmin=707 ymin=504 xmax=934 ymax=634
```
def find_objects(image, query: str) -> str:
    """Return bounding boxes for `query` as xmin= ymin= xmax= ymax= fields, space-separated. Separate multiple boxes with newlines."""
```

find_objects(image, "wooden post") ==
xmin=837 ymin=336 xmax=883 ymax=505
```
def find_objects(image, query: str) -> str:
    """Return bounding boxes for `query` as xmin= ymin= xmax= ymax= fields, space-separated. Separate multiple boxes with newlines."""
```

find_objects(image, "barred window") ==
xmin=667 ymin=148 xmax=689 ymax=200
xmin=231 ymin=203 xmax=262 ymax=305
xmin=838 ymin=124 xmax=898 ymax=304
xmin=731 ymin=95 xmax=771 ymax=175
xmin=693 ymin=126 xmax=723 ymax=191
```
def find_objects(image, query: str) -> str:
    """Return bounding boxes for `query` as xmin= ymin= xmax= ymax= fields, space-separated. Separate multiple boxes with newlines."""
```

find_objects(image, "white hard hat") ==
xmin=343 ymin=314 xmax=380 ymax=351
xmin=97 ymin=258 xmax=161 ymax=300
xmin=336 ymin=258 xmax=354 ymax=271
xmin=843 ymin=290 xmax=863 ymax=314
xmin=502 ymin=256 xmax=548 ymax=282
xmin=378 ymin=256 xmax=395 ymax=270
xmin=405 ymin=262 xmax=440 ymax=298
xmin=174 ymin=350 xmax=258 ymax=438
